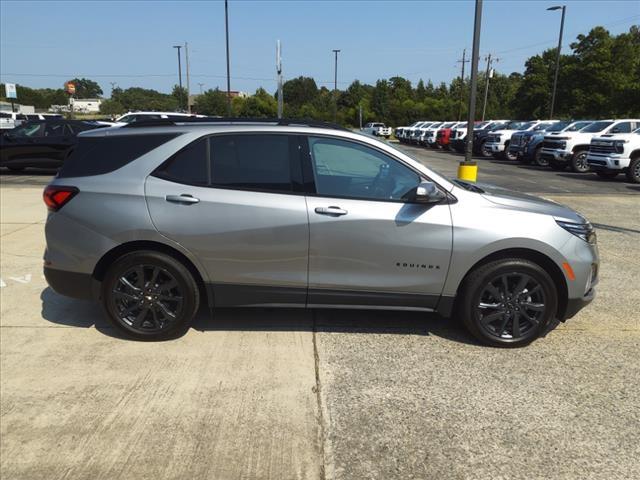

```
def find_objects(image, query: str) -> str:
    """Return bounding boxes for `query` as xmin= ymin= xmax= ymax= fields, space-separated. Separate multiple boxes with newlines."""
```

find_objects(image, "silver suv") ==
xmin=43 ymin=119 xmax=598 ymax=347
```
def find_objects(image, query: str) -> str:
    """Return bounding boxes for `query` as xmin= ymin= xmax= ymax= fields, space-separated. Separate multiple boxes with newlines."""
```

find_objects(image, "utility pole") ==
xmin=185 ymin=42 xmax=191 ymax=113
xmin=224 ymin=0 xmax=232 ymax=116
xmin=463 ymin=0 xmax=483 ymax=165
xmin=548 ymin=5 xmax=566 ymax=119
xmin=276 ymin=40 xmax=283 ymax=119
xmin=332 ymin=49 xmax=340 ymax=123
xmin=481 ymin=54 xmax=492 ymax=121
xmin=173 ymin=45 xmax=183 ymax=110
xmin=456 ymin=49 xmax=469 ymax=121
xmin=198 ymin=83 xmax=205 ymax=94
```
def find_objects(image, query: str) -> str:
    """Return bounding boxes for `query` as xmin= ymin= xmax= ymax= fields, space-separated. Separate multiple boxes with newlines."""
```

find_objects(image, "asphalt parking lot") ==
xmin=1 ymin=150 xmax=639 ymax=479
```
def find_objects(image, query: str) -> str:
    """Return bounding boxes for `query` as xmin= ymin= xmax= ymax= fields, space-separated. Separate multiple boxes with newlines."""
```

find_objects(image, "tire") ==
xmin=504 ymin=142 xmax=517 ymax=161
xmin=549 ymin=159 xmax=567 ymax=171
xmin=480 ymin=140 xmax=493 ymax=158
xmin=626 ymin=156 xmax=640 ymax=184
xmin=102 ymin=250 xmax=200 ymax=340
xmin=570 ymin=149 xmax=590 ymax=173
xmin=457 ymin=258 xmax=558 ymax=348
xmin=533 ymin=147 xmax=548 ymax=167
xmin=596 ymin=171 xmax=618 ymax=180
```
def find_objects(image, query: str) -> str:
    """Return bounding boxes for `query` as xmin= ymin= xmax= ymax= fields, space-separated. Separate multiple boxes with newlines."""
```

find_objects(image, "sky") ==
xmin=1 ymin=0 xmax=638 ymax=98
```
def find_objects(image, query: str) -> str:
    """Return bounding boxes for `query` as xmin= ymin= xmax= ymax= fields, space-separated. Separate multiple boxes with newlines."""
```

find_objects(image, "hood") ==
xmin=477 ymin=183 xmax=587 ymax=223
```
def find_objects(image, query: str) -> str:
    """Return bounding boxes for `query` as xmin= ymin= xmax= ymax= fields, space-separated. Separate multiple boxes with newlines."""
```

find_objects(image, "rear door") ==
xmin=302 ymin=135 xmax=453 ymax=309
xmin=145 ymin=133 xmax=310 ymax=306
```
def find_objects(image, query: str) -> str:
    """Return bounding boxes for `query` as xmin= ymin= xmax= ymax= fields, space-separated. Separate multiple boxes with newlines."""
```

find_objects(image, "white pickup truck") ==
xmin=361 ymin=122 xmax=392 ymax=138
xmin=485 ymin=120 xmax=559 ymax=160
xmin=541 ymin=119 xmax=640 ymax=173
xmin=587 ymin=127 xmax=640 ymax=183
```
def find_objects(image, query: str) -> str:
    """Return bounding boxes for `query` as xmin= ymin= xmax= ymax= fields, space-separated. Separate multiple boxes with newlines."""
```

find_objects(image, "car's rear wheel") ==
xmin=596 ymin=171 xmax=618 ymax=179
xmin=570 ymin=149 xmax=590 ymax=173
xmin=458 ymin=258 xmax=558 ymax=347
xmin=102 ymin=251 xmax=199 ymax=340
xmin=626 ymin=157 xmax=640 ymax=183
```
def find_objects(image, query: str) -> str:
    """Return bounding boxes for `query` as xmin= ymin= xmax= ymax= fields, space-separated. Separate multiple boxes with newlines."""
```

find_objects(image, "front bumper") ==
xmin=541 ymin=148 xmax=572 ymax=162
xmin=563 ymin=288 xmax=596 ymax=320
xmin=586 ymin=153 xmax=628 ymax=171
xmin=487 ymin=142 xmax=505 ymax=153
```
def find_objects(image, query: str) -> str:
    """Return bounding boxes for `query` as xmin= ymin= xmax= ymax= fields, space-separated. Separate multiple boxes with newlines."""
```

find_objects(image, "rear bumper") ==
xmin=44 ymin=266 xmax=97 ymax=301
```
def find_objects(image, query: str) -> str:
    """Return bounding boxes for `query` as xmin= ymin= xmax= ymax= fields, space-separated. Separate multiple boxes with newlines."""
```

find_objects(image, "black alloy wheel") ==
xmin=103 ymin=251 xmax=199 ymax=340
xmin=571 ymin=150 xmax=591 ymax=173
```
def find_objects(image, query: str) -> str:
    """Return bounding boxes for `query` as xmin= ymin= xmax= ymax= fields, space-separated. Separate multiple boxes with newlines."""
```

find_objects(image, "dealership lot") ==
xmin=1 ymin=150 xmax=639 ymax=479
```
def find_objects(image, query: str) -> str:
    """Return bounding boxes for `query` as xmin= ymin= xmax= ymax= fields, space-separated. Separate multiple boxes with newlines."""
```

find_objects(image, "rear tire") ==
xmin=457 ymin=258 xmax=558 ymax=348
xmin=626 ymin=157 xmax=640 ymax=183
xmin=570 ymin=149 xmax=590 ymax=173
xmin=102 ymin=251 xmax=200 ymax=340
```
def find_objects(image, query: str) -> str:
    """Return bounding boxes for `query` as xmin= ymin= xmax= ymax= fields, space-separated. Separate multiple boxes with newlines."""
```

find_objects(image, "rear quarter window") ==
xmin=57 ymin=133 xmax=180 ymax=178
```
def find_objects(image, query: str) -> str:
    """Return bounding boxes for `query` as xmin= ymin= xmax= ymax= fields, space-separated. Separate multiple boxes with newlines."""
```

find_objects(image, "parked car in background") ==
xmin=486 ymin=121 xmax=559 ymax=160
xmin=507 ymin=120 xmax=561 ymax=161
xmin=396 ymin=121 xmax=422 ymax=143
xmin=450 ymin=121 xmax=497 ymax=153
xmin=420 ymin=122 xmax=444 ymax=147
xmin=110 ymin=111 xmax=207 ymax=128
xmin=0 ymin=112 xmax=28 ymax=130
xmin=472 ymin=121 xmax=511 ymax=156
xmin=0 ymin=120 xmax=106 ymax=171
xmin=42 ymin=118 xmax=598 ymax=347
xmin=541 ymin=119 xmax=640 ymax=173
xmin=587 ymin=127 xmax=640 ymax=183
xmin=409 ymin=121 xmax=432 ymax=144
xmin=434 ymin=122 xmax=459 ymax=149
xmin=401 ymin=121 xmax=430 ymax=144
xmin=362 ymin=122 xmax=392 ymax=138
xmin=514 ymin=121 xmax=593 ymax=167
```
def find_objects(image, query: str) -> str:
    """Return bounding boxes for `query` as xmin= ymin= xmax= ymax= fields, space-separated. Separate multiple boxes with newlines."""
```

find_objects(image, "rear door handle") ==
xmin=165 ymin=194 xmax=200 ymax=205
xmin=315 ymin=206 xmax=348 ymax=216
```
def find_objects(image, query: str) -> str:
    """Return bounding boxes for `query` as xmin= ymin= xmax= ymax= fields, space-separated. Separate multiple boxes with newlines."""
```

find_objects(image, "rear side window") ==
xmin=57 ymin=134 xmax=179 ymax=178
xmin=156 ymin=134 xmax=295 ymax=194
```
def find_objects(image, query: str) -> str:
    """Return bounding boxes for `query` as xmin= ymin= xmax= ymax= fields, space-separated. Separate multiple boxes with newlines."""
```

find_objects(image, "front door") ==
xmin=145 ymin=133 xmax=309 ymax=306
xmin=303 ymin=135 xmax=452 ymax=309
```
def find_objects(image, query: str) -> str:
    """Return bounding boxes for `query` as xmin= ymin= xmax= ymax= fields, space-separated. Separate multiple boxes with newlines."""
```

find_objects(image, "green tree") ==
xmin=172 ymin=85 xmax=188 ymax=112
xmin=68 ymin=78 xmax=103 ymax=98
xmin=193 ymin=88 xmax=228 ymax=116
xmin=99 ymin=98 xmax=125 ymax=115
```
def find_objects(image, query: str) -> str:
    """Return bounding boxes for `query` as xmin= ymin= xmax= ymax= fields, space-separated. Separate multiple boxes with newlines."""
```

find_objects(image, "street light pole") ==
xmin=198 ymin=83 xmax=205 ymax=94
xmin=173 ymin=45 xmax=183 ymax=109
xmin=225 ymin=0 xmax=232 ymax=117
xmin=463 ymin=0 xmax=483 ymax=165
xmin=548 ymin=5 xmax=566 ymax=119
xmin=332 ymin=49 xmax=340 ymax=123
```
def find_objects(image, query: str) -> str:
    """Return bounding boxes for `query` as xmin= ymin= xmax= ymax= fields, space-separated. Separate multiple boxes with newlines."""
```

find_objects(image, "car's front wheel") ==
xmin=570 ymin=149 xmax=590 ymax=173
xmin=480 ymin=140 xmax=493 ymax=158
xmin=102 ymin=251 xmax=200 ymax=340
xmin=458 ymin=258 xmax=558 ymax=347
xmin=626 ymin=156 xmax=640 ymax=183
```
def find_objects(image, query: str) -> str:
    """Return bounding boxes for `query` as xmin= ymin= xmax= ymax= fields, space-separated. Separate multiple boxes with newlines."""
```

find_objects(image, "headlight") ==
xmin=556 ymin=220 xmax=597 ymax=244
xmin=613 ymin=140 xmax=627 ymax=153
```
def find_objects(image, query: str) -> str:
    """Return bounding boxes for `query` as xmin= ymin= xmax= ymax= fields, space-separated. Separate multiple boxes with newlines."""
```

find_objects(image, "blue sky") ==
xmin=1 ymin=0 xmax=638 ymax=97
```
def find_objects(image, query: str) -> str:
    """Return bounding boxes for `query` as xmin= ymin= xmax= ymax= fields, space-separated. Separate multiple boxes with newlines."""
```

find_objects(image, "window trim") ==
xmin=152 ymin=131 xmax=308 ymax=196
xmin=301 ymin=134 xmax=448 ymax=205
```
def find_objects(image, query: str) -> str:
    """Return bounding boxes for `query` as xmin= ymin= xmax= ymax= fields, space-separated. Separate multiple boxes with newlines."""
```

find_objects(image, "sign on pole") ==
xmin=5 ymin=83 xmax=17 ymax=99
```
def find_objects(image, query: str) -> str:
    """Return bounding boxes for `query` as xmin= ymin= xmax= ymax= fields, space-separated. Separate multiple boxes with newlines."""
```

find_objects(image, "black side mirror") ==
xmin=407 ymin=181 xmax=446 ymax=204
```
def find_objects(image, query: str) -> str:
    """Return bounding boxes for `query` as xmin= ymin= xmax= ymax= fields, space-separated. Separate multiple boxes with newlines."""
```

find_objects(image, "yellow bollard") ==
xmin=457 ymin=161 xmax=478 ymax=182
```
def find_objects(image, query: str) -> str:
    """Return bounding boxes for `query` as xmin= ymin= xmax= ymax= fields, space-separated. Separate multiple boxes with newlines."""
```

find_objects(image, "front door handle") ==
xmin=315 ymin=206 xmax=348 ymax=216
xmin=165 ymin=194 xmax=200 ymax=205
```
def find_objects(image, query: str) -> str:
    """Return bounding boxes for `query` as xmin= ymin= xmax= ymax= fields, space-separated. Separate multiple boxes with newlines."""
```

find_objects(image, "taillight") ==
xmin=43 ymin=186 xmax=78 ymax=212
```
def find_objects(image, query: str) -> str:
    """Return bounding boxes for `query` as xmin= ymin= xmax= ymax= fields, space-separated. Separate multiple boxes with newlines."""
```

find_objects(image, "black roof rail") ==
xmin=123 ymin=116 xmax=349 ymax=131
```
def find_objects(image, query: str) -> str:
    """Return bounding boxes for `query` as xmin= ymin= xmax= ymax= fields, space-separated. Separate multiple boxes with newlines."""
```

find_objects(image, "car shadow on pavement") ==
xmin=40 ymin=287 xmax=478 ymax=345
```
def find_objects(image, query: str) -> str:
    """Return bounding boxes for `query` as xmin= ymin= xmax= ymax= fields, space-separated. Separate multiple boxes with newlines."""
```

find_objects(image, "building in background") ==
xmin=70 ymin=98 xmax=102 ymax=113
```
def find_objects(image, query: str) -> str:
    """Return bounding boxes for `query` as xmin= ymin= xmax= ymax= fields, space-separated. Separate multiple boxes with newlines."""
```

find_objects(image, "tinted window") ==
xmin=210 ymin=134 xmax=292 ymax=192
xmin=309 ymin=137 xmax=420 ymax=201
xmin=44 ymin=123 xmax=65 ymax=136
xmin=159 ymin=137 xmax=208 ymax=185
xmin=610 ymin=122 xmax=632 ymax=134
xmin=58 ymin=134 xmax=179 ymax=178
xmin=11 ymin=123 xmax=45 ymax=137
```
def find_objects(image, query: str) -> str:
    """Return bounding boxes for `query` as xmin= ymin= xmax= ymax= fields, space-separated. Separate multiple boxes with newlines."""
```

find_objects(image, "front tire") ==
xmin=626 ymin=157 xmax=640 ymax=183
xmin=480 ymin=140 xmax=493 ymax=158
xmin=504 ymin=142 xmax=517 ymax=161
xmin=570 ymin=149 xmax=590 ymax=173
xmin=102 ymin=251 xmax=200 ymax=340
xmin=533 ymin=147 xmax=548 ymax=167
xmin=458 ymin=258 xmax=558 ymax=347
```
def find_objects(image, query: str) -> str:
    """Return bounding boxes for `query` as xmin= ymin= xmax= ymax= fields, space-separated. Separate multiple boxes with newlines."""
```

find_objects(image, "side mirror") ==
xmin=408 ymin=181 xmax=446 ymax=204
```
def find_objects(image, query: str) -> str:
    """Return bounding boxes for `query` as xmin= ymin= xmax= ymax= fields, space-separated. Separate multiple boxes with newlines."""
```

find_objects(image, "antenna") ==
xmin=276 ymin=40 xmax=283 ymax=119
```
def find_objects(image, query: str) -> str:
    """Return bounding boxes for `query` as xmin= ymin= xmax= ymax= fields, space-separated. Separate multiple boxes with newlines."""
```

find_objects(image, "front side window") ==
xmin=581 ymin=121 xmax=613 ymax=133
xmin=609 ymin=122 xmax=633 ymax=134
xmin=11 ymin=123 xmax=45 ymax=137
xmin=308 ymin=136 xmax=420 ymax=201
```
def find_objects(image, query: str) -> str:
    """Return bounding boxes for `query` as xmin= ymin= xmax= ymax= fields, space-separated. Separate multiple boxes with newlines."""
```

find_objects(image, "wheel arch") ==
xmin=572 ymin=144 xmax=590 ymax=153
xmin=454 ymin=247 xmax=568 ymax=320
xmin=92 ymin=240 xmax=211 ymax=307
xmin=629 ymin=149 xmax=640 ymax=160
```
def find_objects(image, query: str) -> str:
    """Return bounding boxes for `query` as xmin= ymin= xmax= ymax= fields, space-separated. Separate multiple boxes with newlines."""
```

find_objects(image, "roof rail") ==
xmin=123 ymin=117 xmax=349 ymax=131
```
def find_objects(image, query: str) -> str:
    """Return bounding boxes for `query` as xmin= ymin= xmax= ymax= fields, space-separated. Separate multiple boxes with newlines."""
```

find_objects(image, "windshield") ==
xmin=490 ymin=122 xmax=509 ymax=131
xmin=116 ymin=114 xmax=133 ymax=124
xmin=532 ymin=122 xmax=556 ymax=131
xmin=581 ymin=121 xmax=613 ymax=133
xmin=429 ymin=122 xmax=443 ymax=128
xmin=564 ymin=121 xmax=592 ymax=132
xmin=544 ymin=121 xmax=571 ymax=132
xmin=441 ymin=122 xmax=455 ymax=128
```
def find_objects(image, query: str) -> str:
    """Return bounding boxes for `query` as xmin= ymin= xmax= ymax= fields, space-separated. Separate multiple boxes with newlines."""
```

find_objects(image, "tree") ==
xmin=172 ymin=85 xmax=188 ymax=112
xmin=193 ymin=88 xmax=227 ymax=116
xmin=100 ymin=98 xmax=125 ymax=115
xmin=68 ymin=78 xmax=103 ymax=98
